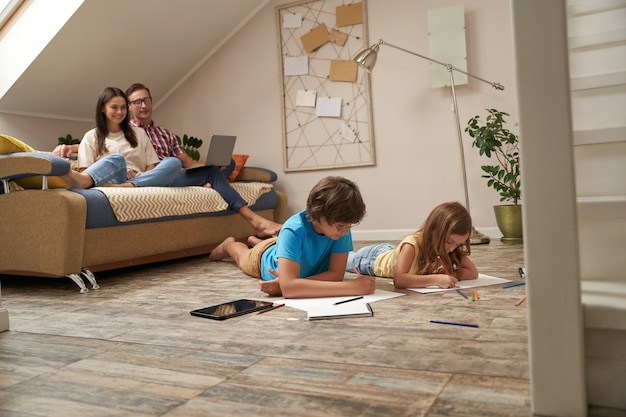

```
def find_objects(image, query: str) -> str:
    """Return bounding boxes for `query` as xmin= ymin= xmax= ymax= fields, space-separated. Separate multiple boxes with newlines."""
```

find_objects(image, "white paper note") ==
xmin=315 ymin=97 xmax=342 ymax=117
xmin=283 ymin=12 xmax=302 ymax=28
xmin=296 ymin=90 xmax=317 ymax=107
xmin=284 ymin=56 xmax=308 ymax=76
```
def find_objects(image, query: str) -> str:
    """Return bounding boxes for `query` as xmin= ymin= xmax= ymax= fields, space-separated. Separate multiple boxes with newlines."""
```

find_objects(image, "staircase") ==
xmin=568 ymin=0 xmax=626 ymax=409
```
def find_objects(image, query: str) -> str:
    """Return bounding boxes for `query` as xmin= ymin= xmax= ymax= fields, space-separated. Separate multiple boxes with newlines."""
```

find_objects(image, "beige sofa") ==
xmin=0 ymin=152 xmax=287 ymax=292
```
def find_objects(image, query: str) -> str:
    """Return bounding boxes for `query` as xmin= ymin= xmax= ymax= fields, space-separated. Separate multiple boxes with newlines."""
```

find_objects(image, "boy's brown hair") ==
xmin=306 ymin=176 xmax=366 ymax=225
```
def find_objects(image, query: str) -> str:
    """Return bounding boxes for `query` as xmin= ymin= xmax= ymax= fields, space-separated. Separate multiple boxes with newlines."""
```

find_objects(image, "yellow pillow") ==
xmin=228 ymin=154 xmax=249 ymax=182
xmin=0 ymin=134 xmax=36 ymax=153
xmin=0 ymin=134 xmax=68 ymax=188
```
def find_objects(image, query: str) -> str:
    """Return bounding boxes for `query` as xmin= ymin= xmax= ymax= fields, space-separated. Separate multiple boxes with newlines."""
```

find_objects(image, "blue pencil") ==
xmin=455 ymin=288 xmax=468 ymax=299
xmin=503 ymin=282 xmax=526 ymax=289
xmin=429 ymin=320 xmax=479 ymax=329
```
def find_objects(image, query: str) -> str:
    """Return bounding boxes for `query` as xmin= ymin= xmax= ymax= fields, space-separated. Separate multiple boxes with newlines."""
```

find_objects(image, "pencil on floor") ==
xmin=257 ymin=303 xmax=285 ymax=314
xmin=515 ymin=295 xmax=527 ymax=306
xmin=473 ymin=289 xmax=480 ymax=299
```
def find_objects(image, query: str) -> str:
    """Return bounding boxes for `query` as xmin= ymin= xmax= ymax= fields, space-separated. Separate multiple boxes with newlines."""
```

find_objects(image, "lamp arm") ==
xmin=379 ymin=40 xmax=504 ymax=91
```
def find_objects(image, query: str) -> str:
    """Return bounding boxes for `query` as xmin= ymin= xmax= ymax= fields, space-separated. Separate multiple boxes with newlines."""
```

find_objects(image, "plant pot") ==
xmin=494 ymin=204 xmax=523 ymax=244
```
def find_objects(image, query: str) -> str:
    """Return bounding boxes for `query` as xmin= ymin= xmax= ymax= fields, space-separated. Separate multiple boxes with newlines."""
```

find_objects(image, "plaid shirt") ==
xmin=130 ymin=118 xmax=183 ymax=160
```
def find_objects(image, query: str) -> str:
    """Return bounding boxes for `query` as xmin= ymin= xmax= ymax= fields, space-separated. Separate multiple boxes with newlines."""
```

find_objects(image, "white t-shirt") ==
xmin=78 ymin=126 xmax=160 ymax=173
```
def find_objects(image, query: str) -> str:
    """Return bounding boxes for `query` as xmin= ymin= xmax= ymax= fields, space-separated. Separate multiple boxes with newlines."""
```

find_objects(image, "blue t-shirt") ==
xmin=259 ymin=209 xmax=354 ymax=281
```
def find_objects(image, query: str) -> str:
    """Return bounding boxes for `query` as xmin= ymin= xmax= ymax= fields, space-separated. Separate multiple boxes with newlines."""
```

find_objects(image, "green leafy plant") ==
xmin=465 ymin=108 xmax=521 ymax=205
xmin=57 ymin=134 xmax=80 ymax=145
xmin=176 ymin=134 xmax=203 ymax=161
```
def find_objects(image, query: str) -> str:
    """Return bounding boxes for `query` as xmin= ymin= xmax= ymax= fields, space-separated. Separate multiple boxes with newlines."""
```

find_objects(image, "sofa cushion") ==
xmin=0 ymin=135 xmax=68 ymax=189
xmin=228 ymin=154 xmax=249 ymax=182
xmin=94 ymin=182 xmax=274 ymax=223
xmin=72 ymin=185 xmax=279 ymax=228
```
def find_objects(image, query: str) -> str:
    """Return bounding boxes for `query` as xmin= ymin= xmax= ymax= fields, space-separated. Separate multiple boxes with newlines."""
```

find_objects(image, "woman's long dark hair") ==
xmin=95 ymin=87 xmax=137 ymax=155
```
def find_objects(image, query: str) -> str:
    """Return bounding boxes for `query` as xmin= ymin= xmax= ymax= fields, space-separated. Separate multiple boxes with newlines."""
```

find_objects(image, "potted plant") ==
xmin=176 ymin=134 xmax=203 ymax=161
xmin=465 ymin=108 xmax=522 ymax=244
xmin=57 ymin=134 xmax=80 ymax=146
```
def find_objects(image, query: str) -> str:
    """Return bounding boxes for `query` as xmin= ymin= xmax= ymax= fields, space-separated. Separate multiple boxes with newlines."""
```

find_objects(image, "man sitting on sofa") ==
xmin=53 ymin=83 xmax=281 ymax=238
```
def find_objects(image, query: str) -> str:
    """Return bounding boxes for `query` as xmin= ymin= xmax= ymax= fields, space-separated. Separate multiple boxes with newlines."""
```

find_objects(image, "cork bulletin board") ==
xmin=276 ymin=0 xmax=375 ymax=172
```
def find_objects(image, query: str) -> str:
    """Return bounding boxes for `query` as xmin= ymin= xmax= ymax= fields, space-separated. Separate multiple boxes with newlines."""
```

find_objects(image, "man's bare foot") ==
xmin=209 ymin=237 xmax=235 ymax=261
xmin=259 ymin=278 xmax=282 ymax=296
xmin=203 ymin=183 xmax=213 ymax=188
xmin=247 ymin=236 xmax=262 ymax=247
xmin=255 ymin=220 xmax=282 ymax=238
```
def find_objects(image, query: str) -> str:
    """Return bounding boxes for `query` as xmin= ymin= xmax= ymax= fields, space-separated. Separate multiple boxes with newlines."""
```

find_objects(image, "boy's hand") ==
xmin=259 ymin=278 xmax=281 ymax=296
xmin=353 ymin=275 xmax=376 ymax=294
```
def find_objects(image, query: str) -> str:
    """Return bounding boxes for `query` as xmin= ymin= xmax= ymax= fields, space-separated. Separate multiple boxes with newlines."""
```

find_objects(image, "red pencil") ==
xmin=437 ymin=256 xmax=451 ymax=275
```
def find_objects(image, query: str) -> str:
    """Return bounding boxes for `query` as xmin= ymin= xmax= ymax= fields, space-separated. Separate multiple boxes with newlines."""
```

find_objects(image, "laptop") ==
xmin=186 ymin=134 xmax=236 ymax=170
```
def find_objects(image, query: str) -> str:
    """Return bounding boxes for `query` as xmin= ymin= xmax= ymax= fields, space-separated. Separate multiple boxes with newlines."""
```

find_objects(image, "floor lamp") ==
xmin=354 ymin=39 xmax=505 ymax=245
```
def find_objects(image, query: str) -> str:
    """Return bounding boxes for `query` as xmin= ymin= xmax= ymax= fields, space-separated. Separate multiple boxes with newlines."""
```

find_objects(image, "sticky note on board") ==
xmin=316 ymin=97 xmax=342 ymax=117
xmin=296 ymin=90 xmax=317 ymax=107
xmin=329 ymin=60 xmax=357 ymax=82
xmin=336 ymin=3 xmax=363 ymax=27
xmin=329 ymin=29 xmax=348 ymax=46
xmin=283 ymin=12 xmax=302 ymax=28
xmin=284 ymin=56 xmax=308 ymax=76
xmin=339 ymin=122 xmax=357 ymax=142
xmin=301 ymin=23 xmax=329 ymax=53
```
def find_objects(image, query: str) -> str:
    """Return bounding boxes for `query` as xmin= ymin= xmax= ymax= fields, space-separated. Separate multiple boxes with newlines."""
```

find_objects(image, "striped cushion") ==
xmin=96 ymin=182 xmax=273 ymax=222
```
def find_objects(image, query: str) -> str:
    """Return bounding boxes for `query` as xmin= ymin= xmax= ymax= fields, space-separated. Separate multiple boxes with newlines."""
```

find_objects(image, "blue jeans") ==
xmin=129 ymin=157 xmax=182 ymax=187
xmin=84 ymin=154 xmax=127 ymax=186
xmin=83 ymin=154 xmax=182 ymax=187
xmin=347 ymin=243 xmax=395 ymax=276
xmin=171 ymin=159 xmax=247 ymax=212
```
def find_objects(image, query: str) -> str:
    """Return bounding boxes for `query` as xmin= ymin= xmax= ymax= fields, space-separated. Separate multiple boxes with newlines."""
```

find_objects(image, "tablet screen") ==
xmin=190 ymin=299 xmax=273 ymax=320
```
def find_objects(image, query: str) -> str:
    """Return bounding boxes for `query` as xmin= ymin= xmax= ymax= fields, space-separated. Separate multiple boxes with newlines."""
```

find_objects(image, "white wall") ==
xmin=0 ymin=0 xmax=519 ymax=238
xmin=156 ymin=0 xmax=518 ymax=238
xmin=0 ymin=113 xmax=91 ymax=150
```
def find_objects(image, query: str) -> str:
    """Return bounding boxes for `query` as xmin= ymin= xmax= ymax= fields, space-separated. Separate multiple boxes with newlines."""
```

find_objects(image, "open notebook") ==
xmin=307 ymin=302 xmax=373 ymax=320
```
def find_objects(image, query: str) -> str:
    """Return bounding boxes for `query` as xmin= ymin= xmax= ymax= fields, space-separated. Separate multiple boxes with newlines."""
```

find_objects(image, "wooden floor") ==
xmin=0 ymin=240 xmax=622 ymax=417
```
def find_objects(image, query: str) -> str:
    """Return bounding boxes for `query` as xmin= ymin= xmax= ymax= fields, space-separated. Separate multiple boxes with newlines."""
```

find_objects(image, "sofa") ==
xmin=0 ymin=151 xmax=287 ymax=292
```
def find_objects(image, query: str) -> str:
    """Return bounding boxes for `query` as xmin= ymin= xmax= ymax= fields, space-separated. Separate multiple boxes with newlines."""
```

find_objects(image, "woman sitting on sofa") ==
xmin=62 ymin=86 xmax=181 ymax=188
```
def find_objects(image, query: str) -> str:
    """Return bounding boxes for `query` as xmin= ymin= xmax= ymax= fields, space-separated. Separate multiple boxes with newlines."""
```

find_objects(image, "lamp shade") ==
xmin=353 ymin=43 xmax=380 ymax=72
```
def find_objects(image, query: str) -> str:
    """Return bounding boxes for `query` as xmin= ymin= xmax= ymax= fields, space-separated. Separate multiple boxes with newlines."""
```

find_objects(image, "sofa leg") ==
xmin=66 ymin=273 xmax=89 ymax=293
xmin=81 ymin=269 xmax=100 ymax=290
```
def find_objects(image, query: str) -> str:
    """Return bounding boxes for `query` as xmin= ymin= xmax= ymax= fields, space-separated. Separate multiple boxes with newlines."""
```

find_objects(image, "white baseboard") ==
xmin=351 ymin=227 xmax=502 ymax=241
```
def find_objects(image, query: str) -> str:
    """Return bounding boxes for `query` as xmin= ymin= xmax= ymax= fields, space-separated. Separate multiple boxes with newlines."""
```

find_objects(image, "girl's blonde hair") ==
xmin=413 ymin=202 xmax=472 ymax=279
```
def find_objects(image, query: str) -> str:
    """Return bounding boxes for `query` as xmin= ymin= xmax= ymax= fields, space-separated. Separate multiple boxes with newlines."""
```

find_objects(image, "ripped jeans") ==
xmin=346 ymin=243 xmax=395 ymax=276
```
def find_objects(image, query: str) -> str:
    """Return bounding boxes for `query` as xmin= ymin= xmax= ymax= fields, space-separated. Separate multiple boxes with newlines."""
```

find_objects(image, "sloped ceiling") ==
xmin=0 ymin=0 xmax=267 ymax=121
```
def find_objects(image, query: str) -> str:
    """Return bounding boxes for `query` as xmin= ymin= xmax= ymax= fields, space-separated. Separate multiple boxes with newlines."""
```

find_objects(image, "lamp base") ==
xmin=470 ymin=227 xmax=491 ymax=245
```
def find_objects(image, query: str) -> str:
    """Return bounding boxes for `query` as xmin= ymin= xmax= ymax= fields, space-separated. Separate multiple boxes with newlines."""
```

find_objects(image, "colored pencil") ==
xmin=429 ymin=320 xmax=479 ymax=329
xmin=503 ymin=282 xmax=525 ymax=289
xmin=257 ymin=303 xmax=285 ymax=314
xmin=334 ymin=296 xmax=364 ymax=305
xmin=515 ymin=295 xmax=528 ymax=306
xmin=437 ymin=255 xmax=451 ymax=275
xmin=455 ymin=288 xmax=468 ymax=299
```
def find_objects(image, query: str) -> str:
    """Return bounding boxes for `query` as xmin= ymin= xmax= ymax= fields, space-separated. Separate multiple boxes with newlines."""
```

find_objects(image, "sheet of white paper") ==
xmin=284 ymin=56 xmax=308 ymax=76
xmin=315 ymin=97 xmax=342 ymax=117
xmin=283 ymin=12 xmax=302 ymax=28
xmin=407 ymin=273 xmax=512 ymax=294
xmin=274 ymin=289 xmax=404 ymax=312
xmin=338 ymin=122 xmax=357 ymax=142
xmin=307 ymin=302 xmax=372 ymax=320
xmin=296 ymin=90 xmax=317 ymax=107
